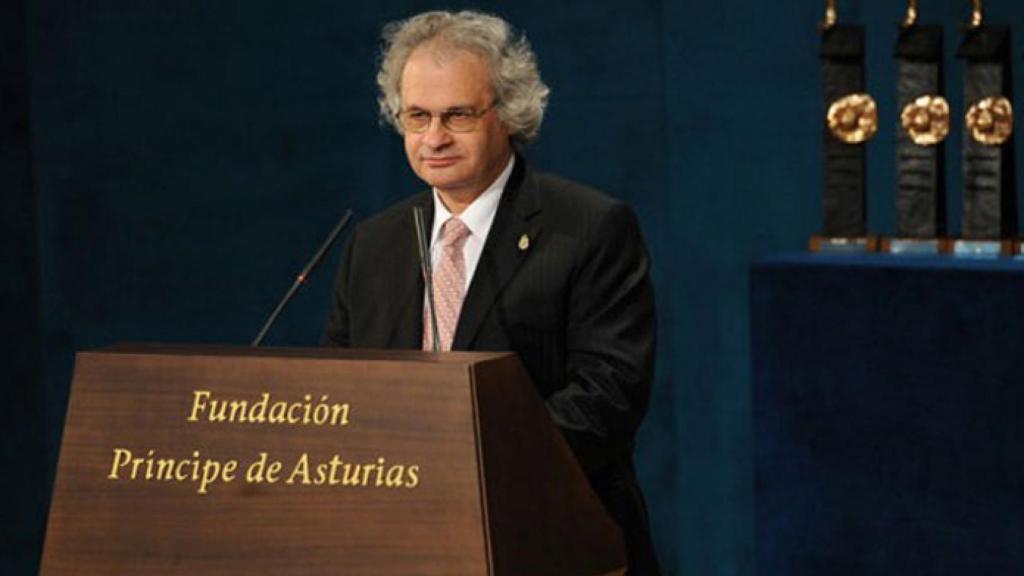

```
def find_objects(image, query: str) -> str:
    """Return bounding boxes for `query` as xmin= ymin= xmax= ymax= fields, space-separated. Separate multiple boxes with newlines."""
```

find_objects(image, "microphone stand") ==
xmin=413 ymin=206 xmax=440 ymax=352
xmin=252 ymin=209 xmax=353 ymax=347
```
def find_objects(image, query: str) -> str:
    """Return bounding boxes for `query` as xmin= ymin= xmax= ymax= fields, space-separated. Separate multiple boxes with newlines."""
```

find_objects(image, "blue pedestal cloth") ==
xmin=752 ymin=252 xmax=1024 ymax=575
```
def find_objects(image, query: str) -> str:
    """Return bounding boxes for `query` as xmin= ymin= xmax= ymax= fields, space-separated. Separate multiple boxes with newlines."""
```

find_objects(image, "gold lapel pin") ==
xmin=518 ymin=234 xmax=530 ymax=251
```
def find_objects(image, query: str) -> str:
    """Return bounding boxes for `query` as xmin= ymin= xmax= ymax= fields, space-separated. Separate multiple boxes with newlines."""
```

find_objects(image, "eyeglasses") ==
xmin=396 ymin=101 xmax=499 ymax=133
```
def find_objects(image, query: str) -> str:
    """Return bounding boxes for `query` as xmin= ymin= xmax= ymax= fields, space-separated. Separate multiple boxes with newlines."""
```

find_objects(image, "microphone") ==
xmin=413 ymin=206 xmax=440 ymax=352
xmin=252 ymin=209 xmax=354 ymax=347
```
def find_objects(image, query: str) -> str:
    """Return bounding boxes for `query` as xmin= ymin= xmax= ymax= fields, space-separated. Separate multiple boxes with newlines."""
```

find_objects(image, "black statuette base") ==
xmin=958 ymin=26 xmax=1016 ymax=240
xmin=820 ymin=25 xmax=867 ymax=239
xmin=895 ymin=25 xmax=945 ymax=238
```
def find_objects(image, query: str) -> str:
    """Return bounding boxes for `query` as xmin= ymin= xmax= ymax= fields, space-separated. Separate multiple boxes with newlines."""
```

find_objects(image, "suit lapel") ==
xmin=452 ymin=159 xmax=542 ymax=350
xmin=386 ymin=193 xmax=433 ymax=349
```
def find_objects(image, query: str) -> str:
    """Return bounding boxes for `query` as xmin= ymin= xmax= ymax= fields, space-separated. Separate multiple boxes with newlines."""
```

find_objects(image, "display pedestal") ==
xmin=753 ymin=253 xmax=1024 ymax=576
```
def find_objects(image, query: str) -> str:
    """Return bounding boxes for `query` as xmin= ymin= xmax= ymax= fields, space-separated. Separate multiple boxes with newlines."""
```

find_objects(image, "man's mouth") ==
xmin=423 ymin=156 xmax=459 ymax=168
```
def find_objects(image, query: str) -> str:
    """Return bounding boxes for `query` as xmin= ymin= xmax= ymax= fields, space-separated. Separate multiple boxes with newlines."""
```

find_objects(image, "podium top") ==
xmin=91 ymin=343 xmax=515 ymax=365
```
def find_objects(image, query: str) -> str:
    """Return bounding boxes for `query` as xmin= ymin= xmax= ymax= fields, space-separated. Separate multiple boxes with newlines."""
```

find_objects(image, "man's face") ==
xmin=400 ymin=46 xmax=512 ymax=203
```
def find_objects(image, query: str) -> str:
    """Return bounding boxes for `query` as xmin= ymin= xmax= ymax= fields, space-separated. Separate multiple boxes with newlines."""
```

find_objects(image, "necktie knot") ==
xmin=441 ymin=217 xmax=471 ymax=249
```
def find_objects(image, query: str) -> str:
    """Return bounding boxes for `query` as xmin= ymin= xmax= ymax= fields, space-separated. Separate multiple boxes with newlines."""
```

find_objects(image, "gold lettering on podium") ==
xmin=106 ymin=390 xmax=421 ymax=494
xmin=107 ymin=448 xmax=240 ymax=494
xmin=187 ymin=390 xmax=350 ymax=427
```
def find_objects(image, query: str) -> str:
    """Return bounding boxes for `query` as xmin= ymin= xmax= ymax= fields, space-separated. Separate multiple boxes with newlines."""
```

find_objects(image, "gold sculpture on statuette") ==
xmin=901 ymin=95 xmax=950 ymax=146
xmin=821 ymin=0 xmax=837 ymax=31
xmin=966 ymin=97 xmax=1013 ymax=145
xmin=902 ymin=0 xmax=918 ymax=29
xmin=969 ymin=0 xmax=983 ymax=28
xmin=827 ymin=94 xmax=879 ymax=144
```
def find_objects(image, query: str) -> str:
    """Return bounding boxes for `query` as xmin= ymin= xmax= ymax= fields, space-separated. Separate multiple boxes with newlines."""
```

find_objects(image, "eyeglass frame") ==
xmin=395 ymin=101 xmax=500 ymax=133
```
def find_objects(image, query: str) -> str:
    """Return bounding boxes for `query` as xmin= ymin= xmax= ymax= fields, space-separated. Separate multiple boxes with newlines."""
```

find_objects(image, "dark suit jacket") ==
xmin=323 ymin=157 xmax=659 ymax=573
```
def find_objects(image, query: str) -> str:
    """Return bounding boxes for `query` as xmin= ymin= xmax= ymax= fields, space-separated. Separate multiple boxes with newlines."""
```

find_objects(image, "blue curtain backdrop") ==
xmin=6 ymin=1 xmax=1024 ymax=574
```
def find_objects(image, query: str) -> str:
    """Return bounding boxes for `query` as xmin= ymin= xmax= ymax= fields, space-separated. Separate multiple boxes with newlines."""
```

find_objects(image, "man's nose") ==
xmin=422 ymin=116 xmax=452 ymax=148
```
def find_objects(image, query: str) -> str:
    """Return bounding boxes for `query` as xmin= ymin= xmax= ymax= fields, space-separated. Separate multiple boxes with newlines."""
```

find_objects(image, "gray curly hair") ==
xmin=376 ymin=10 xmax=550 ymax=146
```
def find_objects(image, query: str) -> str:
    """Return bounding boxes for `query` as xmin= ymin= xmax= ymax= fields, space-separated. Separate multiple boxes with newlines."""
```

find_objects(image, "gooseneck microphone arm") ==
xmin=251 ymin=209 xmax=354 ymax=347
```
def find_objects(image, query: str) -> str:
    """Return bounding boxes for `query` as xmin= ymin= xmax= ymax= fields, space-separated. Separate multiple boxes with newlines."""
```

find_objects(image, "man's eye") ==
xmin=447 ymin=110 xmax=473 ymax=120
xmin=407 ymin=111 xmax=430 ymax=120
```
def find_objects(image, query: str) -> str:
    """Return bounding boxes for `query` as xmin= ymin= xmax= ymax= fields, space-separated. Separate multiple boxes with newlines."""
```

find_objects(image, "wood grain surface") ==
xmin=40 ymin=345 xmax=624 ymax=575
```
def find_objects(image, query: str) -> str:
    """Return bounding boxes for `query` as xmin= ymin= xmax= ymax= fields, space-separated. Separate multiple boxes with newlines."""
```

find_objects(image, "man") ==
xmin=323 ymin=10 xmax=660 ymax=574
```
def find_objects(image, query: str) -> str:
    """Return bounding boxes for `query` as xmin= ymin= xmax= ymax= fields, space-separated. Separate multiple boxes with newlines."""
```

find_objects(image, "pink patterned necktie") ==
xmin=423 ymin=217 xmax=471 ymax=351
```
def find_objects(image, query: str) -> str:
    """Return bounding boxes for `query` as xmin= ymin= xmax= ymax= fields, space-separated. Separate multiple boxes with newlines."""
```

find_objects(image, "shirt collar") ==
xmin=430 ymin=154 xmax=515 ymax=243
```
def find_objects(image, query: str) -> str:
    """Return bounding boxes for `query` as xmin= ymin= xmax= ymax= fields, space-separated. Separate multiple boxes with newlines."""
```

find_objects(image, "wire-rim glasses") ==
xmin=396 ymin=101 xmax=499 ymax=133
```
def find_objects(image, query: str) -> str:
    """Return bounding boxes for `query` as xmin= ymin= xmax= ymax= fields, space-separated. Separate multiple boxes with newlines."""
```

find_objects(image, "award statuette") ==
xmin=953 ymin=0 xmax=1017 ymax=256
xmin=812 ymin=0 xmax=878 ymax=253
xmin=882 ymin=0 xmax=949 ymax=254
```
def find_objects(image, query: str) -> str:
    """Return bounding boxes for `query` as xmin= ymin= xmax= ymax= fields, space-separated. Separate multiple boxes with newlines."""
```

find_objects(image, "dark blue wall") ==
xmin=8 ymin=1 xmax=1024 ymax=575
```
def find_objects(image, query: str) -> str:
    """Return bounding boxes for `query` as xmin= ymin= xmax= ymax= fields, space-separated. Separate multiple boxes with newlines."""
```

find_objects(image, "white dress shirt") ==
xmin=428 ymin=155 xmax=515 ymax=290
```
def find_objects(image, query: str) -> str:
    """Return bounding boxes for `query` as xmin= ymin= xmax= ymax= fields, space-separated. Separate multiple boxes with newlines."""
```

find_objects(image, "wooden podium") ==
xmin=39 ymin=345 xmax=625 ymax=575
